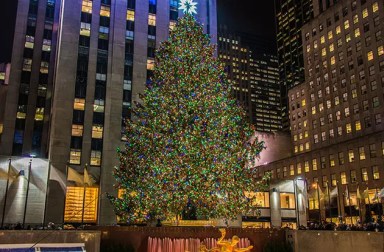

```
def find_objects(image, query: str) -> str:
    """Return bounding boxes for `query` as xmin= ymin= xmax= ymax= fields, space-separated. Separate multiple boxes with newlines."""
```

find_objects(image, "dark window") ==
xmin=71 ymin=136 xmax=83 ymax=149
xmin=73 ymin=110 xmax=85 ymax=124
xmin=93 ymin=112 xmax=104 ymax=124
xmin=100 ymin=16 xmax=110 ymax=27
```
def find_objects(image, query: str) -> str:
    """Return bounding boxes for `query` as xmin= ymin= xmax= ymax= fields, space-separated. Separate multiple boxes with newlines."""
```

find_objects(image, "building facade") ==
xmin=275 ymin=0 xmax=314 ymax=130
xmin=218 ymin=32 xmax=281 ymax=132
xmin=260 ymin=0 xmax=384 ymax=223
xmin=0 ymin=0 xmax=217 ymax=225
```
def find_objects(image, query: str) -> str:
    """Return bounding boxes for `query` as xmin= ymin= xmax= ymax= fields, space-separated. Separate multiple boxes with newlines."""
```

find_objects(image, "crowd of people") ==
xmin=303 ymin=218 xmax=384 ymax=232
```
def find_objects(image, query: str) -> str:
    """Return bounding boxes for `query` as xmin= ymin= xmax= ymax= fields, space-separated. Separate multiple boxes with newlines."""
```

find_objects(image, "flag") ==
xmin=67 ymin=167 xmax=84 ymax=186
xmin=330 ymin=187 xmax=338 ymax=198
xmin=84 ymin=167 xmax=95 ymax=186
xmin=378 ymin=188 xmax=384 ymax=199
xmin=357 ymin=186 xmax=362 ymax=200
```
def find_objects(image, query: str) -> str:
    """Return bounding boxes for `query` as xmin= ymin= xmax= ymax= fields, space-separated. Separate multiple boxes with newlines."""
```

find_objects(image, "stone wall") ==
xmin=290 ymin=230 xmax=384 ymax=252
xmin=0 ymin=230 xmax=100 ymax=252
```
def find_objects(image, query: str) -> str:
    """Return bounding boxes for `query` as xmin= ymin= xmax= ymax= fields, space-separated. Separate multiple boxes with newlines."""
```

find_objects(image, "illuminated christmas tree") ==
xmin=108 ymin=14 xmax=269 ymax=223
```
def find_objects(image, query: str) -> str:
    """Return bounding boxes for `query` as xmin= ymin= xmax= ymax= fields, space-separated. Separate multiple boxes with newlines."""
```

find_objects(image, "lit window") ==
xmin=330 ymin=154 xmax=335 ymax=167
xmin=344 ymin=20 xmax=350 ymax=29
xmin=359 ymin=146 xmax=366 ymax=160
xmin=341 ymin=172 xmax=347 ymax=185
xmin=90 ymin=150 xmax=102 ymax=166
xmin=373 ymin=166 xmax=380 ymax=180
xmin=301 ymin=99 xmax=306 ymax=106
xmin=331 ymin=174 xmax=337 ymax=186
xmin=305 ymin=161 xmax=310 ymax=172
xmin=147 ymin=58 xmax=155 ymax=70
xmin=322 ymin=48 xmax=327 ymax=57
xmin=94 ymin=99 xmax=105 ymax=112
xmin=100 ymin=5 xmax=110 ymax=17
xmin=320 ymin=36 xmax=325 ymax=44
xmin=331 ymin=56 xmax=335 ymax=65
xmin=312 ymin=159 xmax=318 ymax=171
xmin=378 ymin=46 xmax=384 ymax=56
xmin=64 ymin=186 xmax=98 ymax=223
xmin=312 ymin=106 xmax=316 ymax=115
xmin=346 ymin=123 xmax=352 ymax=134
xmin=70 ymin=149 xmax=81 ymax=164
xmin=373 ymin=2 xmax=379 ymax=13
xmin=353 ymin=14 xmax=359 ymax=24
xmin=329 ymin=44 xmax=334 ymax=52
xmin=127 ymin=10 xmax=135 ymax=21
xmin=82 ymin=0 xmax=92 ymax=13
xmin=34 ymin=107 xmax=44 ymax=121
xmin=25 ymin=35 xmax=34 ymax=49
xmin=290 ymin=165 xmax=294 ymax=176
xmin=348 ymin=149 xmax=355 ymax=162
xmin=294 ymin=146 xmax=298 ymax=153
xmin=280 ymin=193 xmax=295 ymax=209
xmin=23 ymin=58 xmax=32 ymax=71
xmin=362 ymin=168 xmax=368 ymax=181
xmin=328 ymin=31 xmax=333 ymax=40
xmin=169 ymin=21 xmax=176 ymax=31
xmin=355 ymin=121 xmax=361 ymax=131
xmin=346 ymin=34 xmax=351 ymax=43
xmin=362 ymin=8 xmax=368 ymax=18
xmin=148 ymin=14 xmax=156 ymax=26
xmin=354 ymin=28 xmax=360 ymax=37
xmin=367 ymin=51 xmax=374 ymax=61
xmin=74 ymin=98 xmax=85 ymax=110
xmin=72 ymin=124 xmax=84 ymax=137
xmin=336 ymin=26 xmax=341 ymax=34
xmin=40 ymin=61 xmax=49 ymax=74
xmin=92 ymin=126 xmax=103 ymax=139
xmin=80 ymin=22 xmax=91 ymax=36
xmin=42 ymin=39 xmax=51 ymax=51
xmin=297 ymin=163 xmax=302 ymax=174
xmin=299 ymin=144 xmax=304 ymax=152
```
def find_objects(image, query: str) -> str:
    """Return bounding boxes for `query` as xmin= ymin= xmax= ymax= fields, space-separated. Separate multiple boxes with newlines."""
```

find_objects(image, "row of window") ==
xmin=270 ymin=141 xmax=384 ymax=179
xmin=305 ymin=1 xmax=379 ymax=41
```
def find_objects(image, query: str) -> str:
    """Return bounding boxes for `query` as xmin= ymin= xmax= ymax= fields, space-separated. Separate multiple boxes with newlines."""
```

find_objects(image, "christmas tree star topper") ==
xmin=179 ymin=0 xmax=198 ymax=15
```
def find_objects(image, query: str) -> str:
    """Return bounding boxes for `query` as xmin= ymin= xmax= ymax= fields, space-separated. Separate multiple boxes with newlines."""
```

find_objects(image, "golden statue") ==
xmin=198 ymin=228 xmax=253 ymax=252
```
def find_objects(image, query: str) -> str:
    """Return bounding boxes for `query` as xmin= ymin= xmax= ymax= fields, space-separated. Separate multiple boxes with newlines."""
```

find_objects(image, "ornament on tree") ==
xmin=108 ymin=14 xmax=269 ymax=223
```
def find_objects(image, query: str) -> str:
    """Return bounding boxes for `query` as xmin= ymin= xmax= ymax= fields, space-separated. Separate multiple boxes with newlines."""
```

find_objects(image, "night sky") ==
xmin=0 ymin=0 xmax=276 ymax=62
xmin=217 ymin=0 xmax=276 ymax=52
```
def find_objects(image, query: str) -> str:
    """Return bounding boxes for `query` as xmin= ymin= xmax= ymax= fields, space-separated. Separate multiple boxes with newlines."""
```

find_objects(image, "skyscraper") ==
xmin=275 ymin=0 xmax=313 ymax=130
xmin=218 ymin=30 xmax=281 ymax=132
xmin=0 ymin=0 xmax=217 ymax=225
xmin=259 ymin=0 xmax=384 ymax=224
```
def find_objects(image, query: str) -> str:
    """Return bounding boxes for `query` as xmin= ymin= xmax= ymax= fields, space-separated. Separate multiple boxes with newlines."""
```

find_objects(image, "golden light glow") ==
xmin=64 ymin=186 xmax=98 ymax=223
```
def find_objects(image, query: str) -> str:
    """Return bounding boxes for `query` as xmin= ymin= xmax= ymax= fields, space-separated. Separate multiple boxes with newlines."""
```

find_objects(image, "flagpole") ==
xmin=327 ymin=182 xmax=332 ymax=223
xmin=367 ymin=187 xmax=372 ymax=222
xmin=23 ymin=159 xmax=32 ymax=228
xmin=1 ymin=158 xmax=12 ymax=228
xmin=317 ymin=182 xmax=321 ymax=223
xmin=347 ymin=184 xmax=353 ymax=224
xmin=81 ymin=164 xmax=88 ymax=227
xmin=336 ymin=182 xmax=341 ymax=223
xmin=357 ymin=185 xmax=362 ymax=224
xmin=294 ymin=179 xmax=300 ymax=228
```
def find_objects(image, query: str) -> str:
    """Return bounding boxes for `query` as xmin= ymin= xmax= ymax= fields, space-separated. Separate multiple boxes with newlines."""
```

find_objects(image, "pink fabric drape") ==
xmin=148 ymin=237 xmax=251 ymax=252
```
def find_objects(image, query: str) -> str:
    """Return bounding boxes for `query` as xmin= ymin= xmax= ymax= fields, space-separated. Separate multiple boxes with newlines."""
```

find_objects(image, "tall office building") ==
xmin=275 ymin=0 xmax=313 ymax=130
xmin=259 ymin=0 xmax=384 ymax=223
xmin=218 ymin=31 xmax=281 ymax=132
xmin=0 ymin=0 xmax=217 ymax=225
